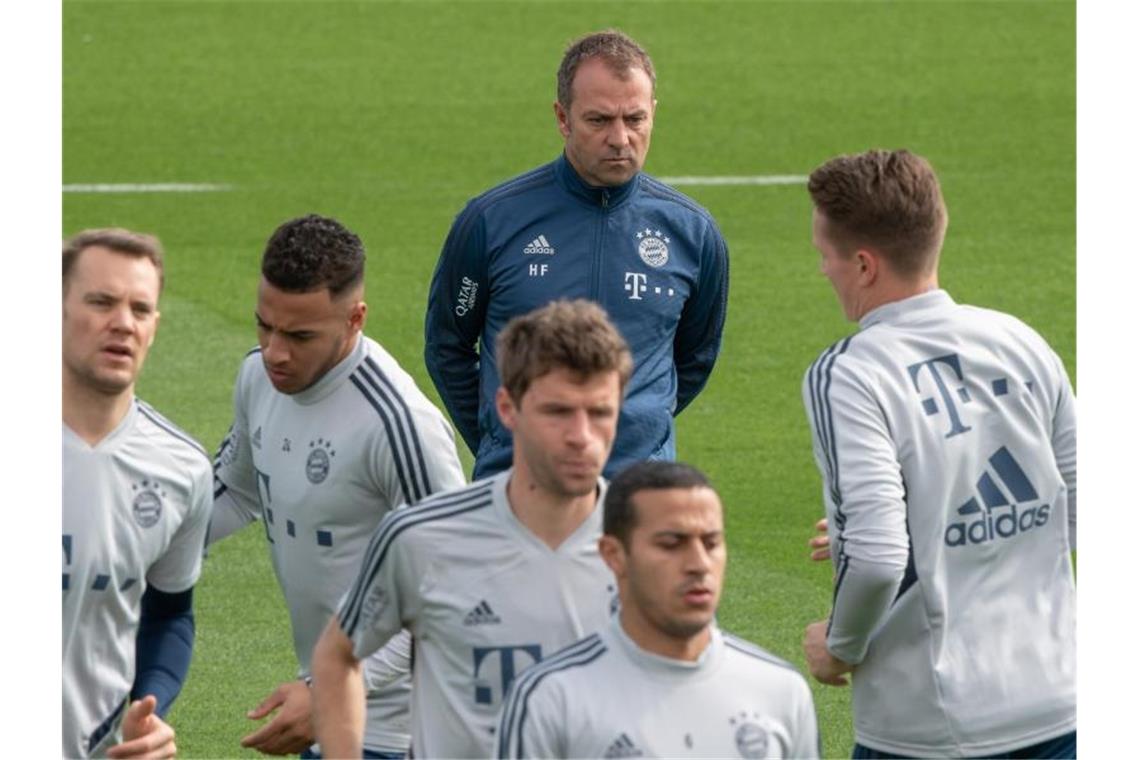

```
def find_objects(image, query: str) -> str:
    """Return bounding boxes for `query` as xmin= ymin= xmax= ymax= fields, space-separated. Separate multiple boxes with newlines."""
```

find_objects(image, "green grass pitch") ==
xmin=64 ymin=1 xmax=1074 ymax=757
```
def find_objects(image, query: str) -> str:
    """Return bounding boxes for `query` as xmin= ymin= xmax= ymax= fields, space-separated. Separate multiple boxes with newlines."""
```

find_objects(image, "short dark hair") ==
xmin=496 ymin=299 xmax=633 ymax=404
xmin=808 ymin=149 xmax=948 ymax=277
xmin=261 ymin=214 xmax=365 ymax=296
xmin=63 ymin=228 xmax=165 ymax=293
xmin=604 ymin=461 xmax=712 ymax=547
xmin=557 ymin=29 xmax=656 ymax=110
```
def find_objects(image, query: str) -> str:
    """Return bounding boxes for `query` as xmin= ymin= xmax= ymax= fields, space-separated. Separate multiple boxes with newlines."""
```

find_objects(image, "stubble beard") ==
xmin=66 ymin=357 xmax=136 ymax=399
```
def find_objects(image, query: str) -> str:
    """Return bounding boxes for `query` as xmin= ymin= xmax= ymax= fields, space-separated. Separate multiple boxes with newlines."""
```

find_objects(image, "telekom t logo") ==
xmin=908 ymin=354 xmax=973 ymax=438
xmin=472 ymin=644 xmax=542 ymax=705
xmin=624 ymin=272 xmax=647 ymax=300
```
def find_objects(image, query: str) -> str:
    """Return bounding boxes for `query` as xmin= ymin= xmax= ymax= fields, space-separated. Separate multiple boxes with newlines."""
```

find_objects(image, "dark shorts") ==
xmin=301 ymin=747 xmax=406 ymax=759
xmin=852 ymin=730 xmax=1076 ymax=759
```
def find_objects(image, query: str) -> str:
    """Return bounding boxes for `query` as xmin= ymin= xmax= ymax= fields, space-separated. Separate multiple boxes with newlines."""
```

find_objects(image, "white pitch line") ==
xmin=658 ymin=175 xmax=807 ymax=187
xmin=63 ymin=177 xmax=804 ymax=192
xmin=63 ymin=183 xmax=233 ymax=193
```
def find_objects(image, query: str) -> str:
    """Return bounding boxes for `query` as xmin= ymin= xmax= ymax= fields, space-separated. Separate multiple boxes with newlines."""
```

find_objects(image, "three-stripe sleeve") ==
xmin=495 ymin=635 xmax=607 ymax=758
xmin=351 ymin=361 xmax=430 ymax=505
xmin=337 ymin=485 xmax=493 ymax=648
xmin=806 ymin=350 xmax=909 ymax=665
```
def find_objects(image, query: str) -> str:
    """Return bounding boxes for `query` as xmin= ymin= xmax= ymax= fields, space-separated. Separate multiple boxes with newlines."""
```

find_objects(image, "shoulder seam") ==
xmin=722 ymin=633 xmax=802 ymax=674
xmin=446 ymin=166 xmax=556 ymax=273
xmin=135 ymin=400 xmax=210 ymax=462
xmin=351 ymin=357 xmax=436 ymax=504
xmin=497 ymin=634 xmax=607 ymax=757
xmin=337 ymin=485 xmax=494 ymax=636
xmin=466 ymin=165 xmax=556 ymax=217
xmin=412 ymin=478 xmax=495 ymax=509
xmin=639 ymin=176 xmax=717 ymax=222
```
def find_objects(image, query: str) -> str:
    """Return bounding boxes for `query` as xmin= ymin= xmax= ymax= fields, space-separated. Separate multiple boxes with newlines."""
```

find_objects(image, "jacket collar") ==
xmin=859 ymin=288 xmax=954 ymax=330
xmin=554 ymin=152 xmax=640 ymax=208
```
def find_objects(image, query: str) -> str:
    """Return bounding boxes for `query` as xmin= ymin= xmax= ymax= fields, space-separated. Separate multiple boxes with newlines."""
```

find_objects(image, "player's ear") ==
xmin=599 ymin=534 xmax=627 ymax=578
xmin=855 ymin=249 xmax=878 ymax=285
xmin=554 ymin=101 xmax=571 ymax=138
xmin=349 ymin=301 xmax=367 ymax=332
xmin=149 ymin=311 xmax=161 ymax=346
xmin=495 ymin=386 xmax=517 ymax=431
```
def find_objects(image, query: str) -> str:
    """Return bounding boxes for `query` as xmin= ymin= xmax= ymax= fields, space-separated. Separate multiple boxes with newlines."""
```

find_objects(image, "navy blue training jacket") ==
xmin=425 ymin=153 xmax=729 ymax=479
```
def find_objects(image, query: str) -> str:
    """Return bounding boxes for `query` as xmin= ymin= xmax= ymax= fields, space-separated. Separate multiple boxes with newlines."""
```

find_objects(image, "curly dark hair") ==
xmin=261 ymin=214 xmax=365 ymax=296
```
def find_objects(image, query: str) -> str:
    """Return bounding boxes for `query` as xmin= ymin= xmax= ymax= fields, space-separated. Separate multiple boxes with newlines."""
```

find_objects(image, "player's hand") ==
xmin=809 ymin=518 xmax=831 ymax=561
xmin=107 ymin=695 xmax=176 ymax=759
xmin=241 ymin=680 xmax=315 ymax=755
xmin=803 ymin=619 xmax=854 ymax=687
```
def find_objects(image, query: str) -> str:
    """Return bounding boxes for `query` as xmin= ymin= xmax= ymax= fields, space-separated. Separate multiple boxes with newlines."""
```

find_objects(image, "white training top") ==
xmin=802 ymin=289 xmax=1076 ymax=756
xmin=337 ymin=470 xmax=617 ymax=759
xmin=63 ymin=400 xmax=212 ymax=759
xmin=211 ymin=334 xmax=466 ymax=753
xmin=496 ymin=615 xmax=820 ymax=759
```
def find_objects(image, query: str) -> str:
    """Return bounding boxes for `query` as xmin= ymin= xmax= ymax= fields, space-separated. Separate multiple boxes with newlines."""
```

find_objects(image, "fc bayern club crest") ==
xmin=306 ymin=438 xmax=336 ymax=484
xmin=729 ymin=712 xmax=769 ymax=759
xmin=635 ymin=228 xmax=670 ymax=268
xmin=131 ymin=479 xmax=165 ymax=528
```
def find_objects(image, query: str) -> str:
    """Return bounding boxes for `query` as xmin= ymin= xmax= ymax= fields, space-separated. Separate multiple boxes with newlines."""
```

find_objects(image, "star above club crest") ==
xmin=637 ymin=228 xmax=670 ymax=243
xmin=729 ymin=710 xmax=762 ymax=726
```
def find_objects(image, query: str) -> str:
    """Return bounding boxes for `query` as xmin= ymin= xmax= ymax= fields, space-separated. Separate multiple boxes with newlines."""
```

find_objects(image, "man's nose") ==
xmin=263 ymin=332 xmax=289 ymax=365
xmin=606 ymin=120 xmax=630 ymax=148
xmin=108 ymin=302 xmax=134 ymax=332
xmin=564 ymin=409 xmax=590 ymax=447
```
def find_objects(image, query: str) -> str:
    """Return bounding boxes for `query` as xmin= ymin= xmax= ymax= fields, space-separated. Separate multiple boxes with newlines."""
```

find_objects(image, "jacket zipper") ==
xmin=591 ymin=190 xmax=610 ymax=300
